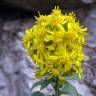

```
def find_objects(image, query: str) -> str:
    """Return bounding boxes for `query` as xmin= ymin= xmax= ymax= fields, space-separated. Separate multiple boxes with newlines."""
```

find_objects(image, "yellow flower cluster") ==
xmin=22 ymin=7 xmax=87 ymax=82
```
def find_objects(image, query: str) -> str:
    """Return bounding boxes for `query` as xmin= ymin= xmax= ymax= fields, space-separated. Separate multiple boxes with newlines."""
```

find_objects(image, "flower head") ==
xmin=22 ymin=7 xmax=87 ymax=82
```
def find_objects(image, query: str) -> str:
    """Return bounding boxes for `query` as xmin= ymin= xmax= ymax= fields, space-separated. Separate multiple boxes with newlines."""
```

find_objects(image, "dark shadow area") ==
xmin=0 ymin=0 xmax=93 ymax=20
xmin=0 ymin=1 xmax=36 ymax=19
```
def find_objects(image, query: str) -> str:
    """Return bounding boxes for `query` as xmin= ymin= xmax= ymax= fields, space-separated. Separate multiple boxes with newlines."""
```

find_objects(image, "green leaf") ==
xmin=40 ymin=79 xmax=51 ymax=90
xmin=60 ymin=94 xmax=70 ymax=96
xmin=60 ymin=91 xmax=70 ymax=96
xmin=61 ymin=81 xmax=80 ymax=96
xmin=32 ymin=79 xmax=51 ymax=91
xmin=32 ymin=80 xmax=42 ymax=90
xmin=31 ymin=91 xmax=45 ymax=96
xmin=64 ymin=73 xmax=80 ymax=80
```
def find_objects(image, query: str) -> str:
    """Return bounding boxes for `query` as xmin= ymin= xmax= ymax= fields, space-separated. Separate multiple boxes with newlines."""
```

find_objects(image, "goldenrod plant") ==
xmin=22 ymin=7 xmax=87 ymax=96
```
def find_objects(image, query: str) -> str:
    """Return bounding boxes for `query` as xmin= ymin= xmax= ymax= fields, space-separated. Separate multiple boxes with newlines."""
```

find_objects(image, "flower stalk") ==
xmin=22 ymin=6 xmax=87 ymax=96
xmin=55 ymin=77 xmax=59 ymax=96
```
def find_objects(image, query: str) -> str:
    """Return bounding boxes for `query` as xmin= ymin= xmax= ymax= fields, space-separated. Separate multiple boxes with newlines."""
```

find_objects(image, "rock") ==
xmin=0 ymin=70 xmax=9 ymax=96
xmin=1 ymin=0 xmax=83 ymax=12
xmin=82 ymin=62 xmax=95 ymax=83
xmin=83 ymin=9 xmax=96 ymax=89
xmin=86 ymin=35 xmax=96 ymax=48
xmin=70 ymin=81 xmax=94 ymax=96
xmin=0 ymin=70 xmax=8 ymax=88
xmin=84 ymin=8 xmax=96 ymax=35
xmin=14 ymin=74 xmax=30 ymax=96
xmin=3 ymin=20 xmax=21 ymax=32
xmin=0 ymin=28 xmax=33 ymax=96
xmin=84 ymin=54 xmax=90 ymax=61
xmin=0 ymin=88 xmax=9 ymax=96
xmin=0 ymin=9 xmax=96 ymax=96
xmin=92 ymin=79 xmax=96 ymax=86
xmin=81 ymin=0 xmax=96 ymax=3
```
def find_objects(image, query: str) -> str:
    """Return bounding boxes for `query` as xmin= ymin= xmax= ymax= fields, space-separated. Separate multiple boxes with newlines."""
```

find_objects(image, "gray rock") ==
xmin=70 ymin=81 xmax=94 ymax=96
xmin=83 ymin=66 xmax=94 ymax=83
xmin=42 ymin=85 xmax=54 ymax=95
xmin=92 ymin=79 xmax=96 ymax=86
xmin=0 ymin=29 xmax=33 ymax=96
xmin=93 ymin=79 xmax=96 ymax=86
xmin=84 ymin=8 xmax=96 ymax=35
xmin=0 ymin=88 xmax=9 ymax=96
xmin=82 ymin=0 xmax=96 ymax=3
xmin=84 ymin=54 xmax=90 ymax=61
xmin=3 ymin=20 xmax=21 ymax=32
xmin=2 ymin=54 xmax=21 ymax=75
xmin=14 ymin=74 xmax=30 ymax=96
xmin=0 ymin=11 xmax=96 ymax=96
xmin=0 ymin=71 xmax=8 ymax=88
xmin=86 ymin=35 xmax=96 ymax=48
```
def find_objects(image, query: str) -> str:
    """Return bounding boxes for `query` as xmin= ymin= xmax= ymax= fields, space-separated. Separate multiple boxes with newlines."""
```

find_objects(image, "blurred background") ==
xmin=0 ymin=0 xmax=96 ymax=96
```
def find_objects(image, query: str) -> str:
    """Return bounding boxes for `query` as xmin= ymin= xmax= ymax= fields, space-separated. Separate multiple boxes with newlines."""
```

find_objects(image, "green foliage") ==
xmin=61 ymin=81 xmax=80 ymax=96
xmin=32 ymin=79 xmax=51 ymax=90
xmin=31 ymin=91 xmax=45 ymax=96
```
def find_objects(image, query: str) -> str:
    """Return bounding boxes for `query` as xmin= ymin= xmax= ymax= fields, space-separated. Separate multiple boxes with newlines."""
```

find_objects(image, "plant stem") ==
xmin=55 ymin=77 xmax=59 ymax=96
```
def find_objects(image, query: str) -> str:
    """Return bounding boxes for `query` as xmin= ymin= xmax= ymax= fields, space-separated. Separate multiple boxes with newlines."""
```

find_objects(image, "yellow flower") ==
xmin=22 ymin=7 xmax=87 ymax=82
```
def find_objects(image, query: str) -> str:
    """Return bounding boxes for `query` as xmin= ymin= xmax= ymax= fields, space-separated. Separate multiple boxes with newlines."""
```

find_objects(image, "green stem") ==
xmin=55 ymin=77 xmax=59 ymax=96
